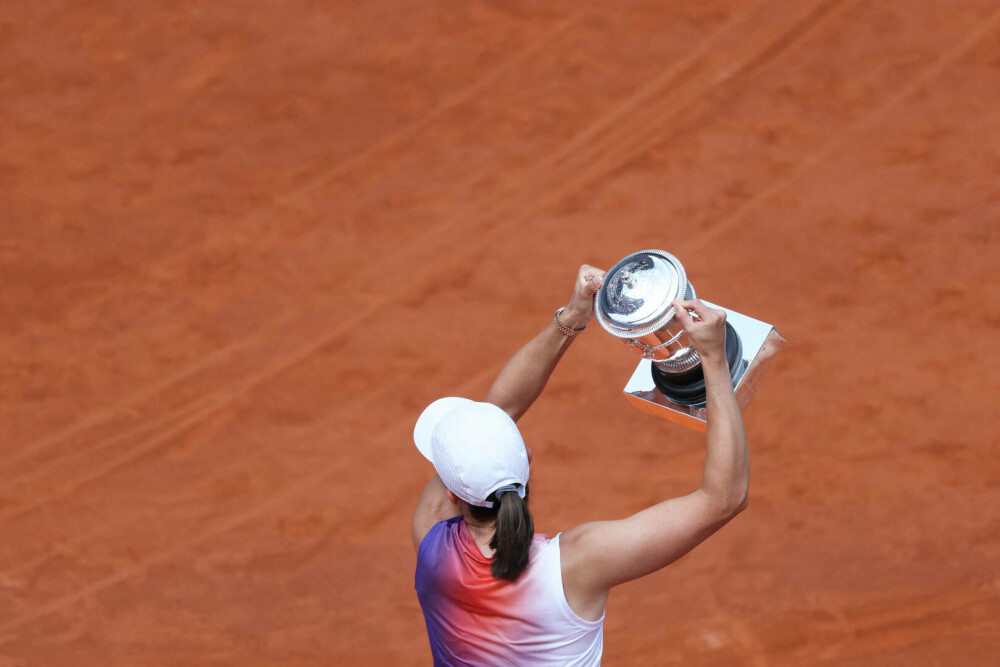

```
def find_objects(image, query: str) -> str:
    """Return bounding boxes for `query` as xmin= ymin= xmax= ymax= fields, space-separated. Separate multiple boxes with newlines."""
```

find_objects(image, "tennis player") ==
xmin=412 ymin=264 xmax=749 ymax=665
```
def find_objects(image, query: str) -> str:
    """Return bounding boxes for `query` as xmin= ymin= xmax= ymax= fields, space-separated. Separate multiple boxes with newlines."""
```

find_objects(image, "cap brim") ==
xmin=413 ymin=397 xmax=475 ymax=462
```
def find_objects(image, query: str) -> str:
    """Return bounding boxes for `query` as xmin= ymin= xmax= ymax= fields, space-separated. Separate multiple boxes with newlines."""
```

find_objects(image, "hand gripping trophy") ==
xmin=594 ymin=249 xmax=785 ymax=431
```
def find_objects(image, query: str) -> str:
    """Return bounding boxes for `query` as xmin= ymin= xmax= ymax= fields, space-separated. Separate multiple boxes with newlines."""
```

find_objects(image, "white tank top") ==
xmin=415 ymin=516 xmax=604 ymax=666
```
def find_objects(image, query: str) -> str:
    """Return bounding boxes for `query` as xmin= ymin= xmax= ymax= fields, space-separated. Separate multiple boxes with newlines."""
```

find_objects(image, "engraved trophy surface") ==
xmin=595 ymin=249 xmax=785 ymax=431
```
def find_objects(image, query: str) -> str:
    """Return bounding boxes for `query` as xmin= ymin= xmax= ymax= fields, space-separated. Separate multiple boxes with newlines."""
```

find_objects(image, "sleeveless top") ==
xmin=415 ymin=516 xmax=604 ymax=666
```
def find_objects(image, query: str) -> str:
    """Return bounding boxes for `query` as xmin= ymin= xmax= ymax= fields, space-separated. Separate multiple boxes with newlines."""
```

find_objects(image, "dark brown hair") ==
xmin=469 ymin=485 xmax=534 ymax=581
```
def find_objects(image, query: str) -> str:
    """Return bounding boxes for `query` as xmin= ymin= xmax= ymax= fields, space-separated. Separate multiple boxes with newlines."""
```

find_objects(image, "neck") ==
xmin=462 ymin=512 xmax=496 ymax=557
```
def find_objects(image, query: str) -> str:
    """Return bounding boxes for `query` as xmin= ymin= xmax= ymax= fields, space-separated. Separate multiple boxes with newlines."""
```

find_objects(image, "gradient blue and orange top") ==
xmin=416 ymin=516 xmax=604 ymax=666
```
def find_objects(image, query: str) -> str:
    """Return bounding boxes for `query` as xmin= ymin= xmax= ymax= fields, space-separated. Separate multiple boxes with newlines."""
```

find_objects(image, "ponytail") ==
xmin=469 ymin=485 xmax=534 ymax=582
xmin=490 ymin=487 xmax=533 ymax=581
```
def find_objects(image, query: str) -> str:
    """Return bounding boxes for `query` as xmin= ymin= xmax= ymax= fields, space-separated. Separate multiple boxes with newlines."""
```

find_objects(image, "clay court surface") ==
xmin=3 ymin=1 xmax=1000 ymax=664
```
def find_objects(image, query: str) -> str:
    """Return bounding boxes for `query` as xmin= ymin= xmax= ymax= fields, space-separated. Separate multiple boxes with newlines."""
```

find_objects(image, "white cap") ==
xmin=414 ymin=397 xmax=529 ymax=507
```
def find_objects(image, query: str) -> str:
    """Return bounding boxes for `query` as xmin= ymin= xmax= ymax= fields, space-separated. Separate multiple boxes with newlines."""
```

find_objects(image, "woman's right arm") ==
xmin=559 ymin=299 xmax=749 ymax=621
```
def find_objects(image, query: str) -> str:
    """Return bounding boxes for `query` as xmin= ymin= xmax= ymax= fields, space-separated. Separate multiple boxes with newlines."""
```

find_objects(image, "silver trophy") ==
xmin=595 ymin=249 xmax=785 ymax=431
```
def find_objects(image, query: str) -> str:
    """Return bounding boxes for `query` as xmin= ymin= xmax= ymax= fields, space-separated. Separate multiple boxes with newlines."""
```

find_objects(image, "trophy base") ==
xmin=622 ymin=303 xmax=785 ymax=432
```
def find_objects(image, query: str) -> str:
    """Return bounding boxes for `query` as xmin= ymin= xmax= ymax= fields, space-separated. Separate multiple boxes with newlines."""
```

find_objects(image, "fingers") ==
xmin=672 ymin=297 xmax=707 ymax=319
xmin=672 ymin=298 xmax=724 ymax=326
xmin=579 ymin=264 xmax=605 ymax=296
xmin=561 ymin=265 xmax=607 ymax=327
xmin=672 ymin=299 xmax=696 ymax=328
xmin=580 ymin=264 xmax=605 ymax=282
xmin=671 ymin=298 xmax=727 ymax=357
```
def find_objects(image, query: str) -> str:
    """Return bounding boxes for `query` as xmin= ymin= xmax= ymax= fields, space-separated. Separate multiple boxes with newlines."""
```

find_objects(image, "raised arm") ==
xmin=412 ymin=264 xmax=605 ymax=551
xmin=560 ymin=299 xmax=749 ymax=620
xmin=485 ymin=265 xmax=605 ymax=422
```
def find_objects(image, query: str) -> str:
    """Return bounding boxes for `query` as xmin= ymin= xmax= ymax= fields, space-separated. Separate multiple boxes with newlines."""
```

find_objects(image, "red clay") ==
xmin=2 ymin=1 xmax=999 ymax=664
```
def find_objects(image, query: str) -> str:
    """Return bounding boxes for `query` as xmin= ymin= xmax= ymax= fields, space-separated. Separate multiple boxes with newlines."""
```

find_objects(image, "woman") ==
xmin=412 ymin=265 xmax=749 ymax=665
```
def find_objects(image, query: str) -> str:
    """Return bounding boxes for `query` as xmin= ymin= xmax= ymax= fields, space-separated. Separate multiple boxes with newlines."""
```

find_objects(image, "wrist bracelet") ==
xmin=553 ymin=307 xmax=586 ymax=337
